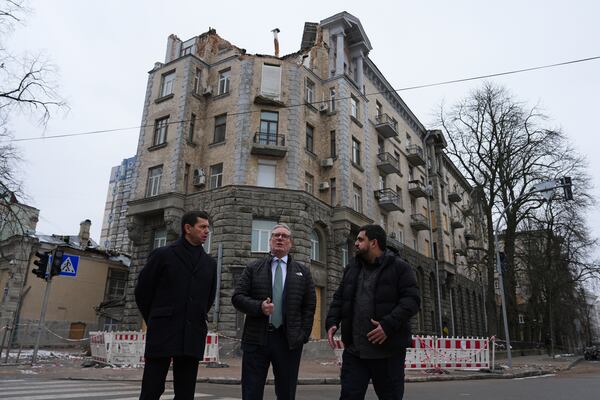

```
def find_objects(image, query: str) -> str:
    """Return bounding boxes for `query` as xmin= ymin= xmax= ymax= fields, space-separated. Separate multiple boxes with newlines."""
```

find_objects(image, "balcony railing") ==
xmin=406 ymin=144 xmax=426 ymax=166
xmin=251 ymin=132 xmax=287 ymax=157
xmin=451 ymin=217 xmax=464 ymax=230
xmin=374 ymin=188 xmax=403 ymax=212
xmin=376 ymin=152 xmax=401 ymax=175
xmin=374 ymin=113 xmax=398 ymax=138
xmin=410 ymin=213 xmax=429 ymax=231
xmin=408 ymin=180 xmax=428 ymax=198
xmin=448 ymin=191 xmax=462 ymax=202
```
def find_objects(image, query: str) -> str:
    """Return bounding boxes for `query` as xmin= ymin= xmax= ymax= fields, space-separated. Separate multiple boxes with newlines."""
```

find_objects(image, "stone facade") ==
xmin=100 ymin=156 xmax=136 ymax=254
xmin=124 ymin=12 xmax=487 ymax=339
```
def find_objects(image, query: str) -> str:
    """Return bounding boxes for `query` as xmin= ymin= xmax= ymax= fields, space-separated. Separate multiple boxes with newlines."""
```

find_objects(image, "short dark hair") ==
xmin=181 ymin=210 xmax=210 ymax=236
xmin=359 ymin=224 xmax=387 ymax=250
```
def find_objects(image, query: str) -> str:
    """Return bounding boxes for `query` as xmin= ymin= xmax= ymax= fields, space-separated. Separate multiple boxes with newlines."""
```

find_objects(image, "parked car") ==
xmin=583 ymin=345 xmax=599 ymax=360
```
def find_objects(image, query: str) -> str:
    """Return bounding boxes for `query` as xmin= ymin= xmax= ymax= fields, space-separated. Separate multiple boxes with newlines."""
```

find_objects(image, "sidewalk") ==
xmin=0 ymin=349 xmax=582 ymax=384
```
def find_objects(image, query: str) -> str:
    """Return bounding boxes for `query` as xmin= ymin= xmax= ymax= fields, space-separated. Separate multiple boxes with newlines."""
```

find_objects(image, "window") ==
xmin=252 ymin=220 xmax=277 ymax=252
xmin=306 ymin=124 xmax=314 ymax=153
xmin=188 ymin=113 xmax=196 ymax=143
xmin=218 ymin=68 xmax=230 ymax=95
xmin=376 ymin=101 xmax=383 ymax=117
xmin=180 ymin=46 xmax=192 ymax=56
xmin=397 ymin=224 xmax=404 ymax=244
xmin=443 ymin=213 xmax=449 ymax=231
xmin=261 ymin=64 xmax=281 ymax=98
xmin=213 ymin=114 xmax=227 ymax=143
xmin=441 ymin=184 xmax=446 ymax=204
xmin=257 ymin=160 xmax=276 ymax=187
xmin=106 ymin=269 xmax=128 ymax=300
xmin=146 ymin=165 xmax=163 ymax=197
xmin=396 ymin=185 xmax=403 ymax=209
xmin=310 ymin=230 xmax=321 ymax=261
xmin=259 ymin=111 xmax=279 ymax=144
xmin=341 ymin=246 xmax=348 ymax=268
xmin=153 ymin=117 xmax=169 ymax=146
xmin=330 ymin=88 xmax=336 ymax=111
xmin=184 ymin=163 xmax=190 ymax=194
xmin=160 ymin=71 xmax=175 ymax=97
xmin=378 ymin=174 xmax=385 ymax=190
xmin=431 ymin=209 xmax=437 ymax=230
xmin=378 ymin=137 xmax=385 ymax=155
xmin=203 ymin=227 xmax=212 ymax=253
xmin=209 ymin=163 xmax=223 ymax=189
xmin=350 ymin=96 xmax=358 ymax=119
xmin=330 ymin=178 xmax=337 ymax=205
xmin=424 ymin=238 xmax=430 ymax=257
xmin=518 ymin=314 xmax=525 ymax=324
xmin=353 ymin=184 xmax=363 ymax=213
xmin=193 ymin=68 xmax=202 ymax=94
xmin=153 ymin=228 xmax=167 ymax=249
xmin=305 ymin=172 xmax=314 ymax=194
xmin=330 ymin=131 xmax=336 ymax=158
xmin=305 ymin=78 xmax=315 ymax=104
xmin=352 ymin=138 xmax=361 ymax=166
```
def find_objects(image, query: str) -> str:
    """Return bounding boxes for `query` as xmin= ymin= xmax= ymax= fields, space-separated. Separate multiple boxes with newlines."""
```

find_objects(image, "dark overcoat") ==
xmin=135 ymin=238 xmax=217 ymax=358
xmin=232 ymin=254 xmax=316 ymax=350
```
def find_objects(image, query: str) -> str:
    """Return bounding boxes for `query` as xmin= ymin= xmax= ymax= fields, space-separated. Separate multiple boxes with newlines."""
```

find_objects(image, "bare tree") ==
xmin=0 ymin=0 xmax=66 ymax=235
xmin=438 ymin=83 xmax=589 ymax=337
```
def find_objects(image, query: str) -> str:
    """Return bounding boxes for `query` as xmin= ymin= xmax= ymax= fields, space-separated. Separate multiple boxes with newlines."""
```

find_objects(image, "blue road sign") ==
xmin=49 ymin=254 xmax=80 ymax=277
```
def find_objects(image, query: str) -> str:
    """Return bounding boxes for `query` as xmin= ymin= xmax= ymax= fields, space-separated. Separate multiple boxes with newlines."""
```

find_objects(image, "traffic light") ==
xmin=50 ymin=248 xmax=65 ymax=277
xmin=32 ymin=251 xmax=50 ymax=280
xmin=562 ymin=176 xmax=573 ymax=201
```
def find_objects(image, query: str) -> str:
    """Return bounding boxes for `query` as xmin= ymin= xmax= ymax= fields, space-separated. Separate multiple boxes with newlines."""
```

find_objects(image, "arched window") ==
xmin=310 ymin=229 xmax=321 ymax=261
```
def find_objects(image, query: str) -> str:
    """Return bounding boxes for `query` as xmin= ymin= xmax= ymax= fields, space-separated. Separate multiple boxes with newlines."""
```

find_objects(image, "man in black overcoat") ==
xmin=232 ymin=223 xmax=316 ymax=400
xmin=135 ymin=210 xmax=217 ymax=400
xmin=326 ymin=224 xmax=420 ymax=400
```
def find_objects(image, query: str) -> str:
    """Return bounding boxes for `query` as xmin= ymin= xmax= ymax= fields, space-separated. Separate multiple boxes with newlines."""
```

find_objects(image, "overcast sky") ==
xmin=8 ymin=1 xmax=600 ymax=256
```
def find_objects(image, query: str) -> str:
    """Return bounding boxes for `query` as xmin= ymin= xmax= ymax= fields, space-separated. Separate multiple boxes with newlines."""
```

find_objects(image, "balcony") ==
xmin=448 ymin=191 xmax=462 ymax=202
xmin=410 ymin=213 xmax=429 ymax=231
xmin=406 ymin=144 xmax=426 ymax=166
xmin=374 ymin=113 xmax=399 ymax=138
xmin=408 ymin=180 xmax=428 ymax=198
xmin=464 ymin=231 xmax=476 ymax=241
xmin=376 ymin=152 xmax=401 ymax=175
xmin=451 ymin=217 xmax=464 ymax=230
xmin=251 ymin=132 xmax=287 ymax=158
xmin=374 ymin=188 xmax=403 ymax=212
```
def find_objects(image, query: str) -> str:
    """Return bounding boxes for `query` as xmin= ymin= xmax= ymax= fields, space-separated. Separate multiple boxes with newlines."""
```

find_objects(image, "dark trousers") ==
xmin=139 ymin=355 xmax=200 ymax=400
xmin=241 ymin=327 xmax=303 ymax=400
xmin=340 ymin=349 xmax=407 ymax=400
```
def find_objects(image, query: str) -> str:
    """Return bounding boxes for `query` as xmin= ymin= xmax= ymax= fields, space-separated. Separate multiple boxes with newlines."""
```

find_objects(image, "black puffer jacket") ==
xmin=326 ymin=250 xmax=420 ymax=351
xmin=232 ymin=254 xmax=316 ymax=349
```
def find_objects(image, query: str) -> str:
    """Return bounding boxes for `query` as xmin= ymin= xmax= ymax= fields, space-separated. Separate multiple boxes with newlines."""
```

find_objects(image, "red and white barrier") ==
xmin=331 ymin=335 xmax=494 ymax=371
xmin=202 ymin=332 xmax=220 ymax=363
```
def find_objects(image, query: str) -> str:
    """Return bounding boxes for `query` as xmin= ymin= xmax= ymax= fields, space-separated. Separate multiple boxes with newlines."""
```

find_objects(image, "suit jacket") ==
xmin=232 ymin=254 xmax=316 ymax=349
xmin=135 ymin=238 xmax=217 ymax=358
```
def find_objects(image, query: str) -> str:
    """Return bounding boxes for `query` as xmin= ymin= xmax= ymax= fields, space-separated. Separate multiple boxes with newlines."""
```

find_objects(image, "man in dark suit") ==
xmin=135 ymin=210 xmax=217 ymax=400
xmin=326 ymin=224 xmax=420 ymax=400
xmin=232 ymin=223 xmax=316 ymax=400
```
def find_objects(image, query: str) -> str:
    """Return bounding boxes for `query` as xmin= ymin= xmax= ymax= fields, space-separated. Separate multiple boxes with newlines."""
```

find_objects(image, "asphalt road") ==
xmin=0 ymin=360 xmax=598 ymax=399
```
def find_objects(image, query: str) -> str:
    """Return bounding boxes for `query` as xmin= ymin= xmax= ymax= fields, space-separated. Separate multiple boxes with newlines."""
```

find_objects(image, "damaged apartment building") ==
xmin=122 ymin=12 xmax=488 ymax=339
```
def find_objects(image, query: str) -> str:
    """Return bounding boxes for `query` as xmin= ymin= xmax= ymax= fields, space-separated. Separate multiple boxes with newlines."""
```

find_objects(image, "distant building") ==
xmin=122 ymin=12 xmax=488 ymax=339
xmin=100 ymin=156 xmax=136 ymax=254
xmin=0 ymin=218 xmax=130 ymax=347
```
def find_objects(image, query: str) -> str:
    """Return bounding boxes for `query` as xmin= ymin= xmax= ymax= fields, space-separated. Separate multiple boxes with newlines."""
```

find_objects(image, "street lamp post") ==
xmin=492 ymin=178 xmax=572 ymax=368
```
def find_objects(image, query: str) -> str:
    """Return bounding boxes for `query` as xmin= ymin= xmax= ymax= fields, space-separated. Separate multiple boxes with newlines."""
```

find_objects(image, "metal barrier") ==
xmin=333 ymin=335 xmax=494 ymax=370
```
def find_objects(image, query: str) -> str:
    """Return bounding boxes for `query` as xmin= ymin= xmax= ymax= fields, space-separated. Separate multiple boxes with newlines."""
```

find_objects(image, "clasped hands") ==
xmin=327 ymin=319 xmax=387 ymax=348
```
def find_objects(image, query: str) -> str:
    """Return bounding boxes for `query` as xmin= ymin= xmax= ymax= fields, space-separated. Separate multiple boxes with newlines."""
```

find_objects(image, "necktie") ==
xmin=272 ymin=259 xmax=283 ymax=328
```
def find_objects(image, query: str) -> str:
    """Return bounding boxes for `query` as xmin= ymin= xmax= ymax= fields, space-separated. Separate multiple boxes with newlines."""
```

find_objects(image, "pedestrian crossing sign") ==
xmin=59 ymin=255 xmax=79 ymax=276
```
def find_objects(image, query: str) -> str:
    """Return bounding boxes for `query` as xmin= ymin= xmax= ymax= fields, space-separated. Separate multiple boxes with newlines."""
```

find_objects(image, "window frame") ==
xmin=160 ymin=70 xmax=176 ymax=97
xmin=146 ymin=165 xmax=163 ymax=197
xmin=153 ymin=116 xmax=169 ymax=146
xmin=209 ymin=163 xmax=223 ymax=189
xmin=352 ymin=137 xmax=361 ymax=166
xmin=251 ymin=219 xmax=277 ymax=253
xmin=213 ymin=114 xmax=227 ymax=143
xmin=305 ymin=124 xmax=314 ymax=153
xmin=218 ymin=68 xmax=231 ymax=95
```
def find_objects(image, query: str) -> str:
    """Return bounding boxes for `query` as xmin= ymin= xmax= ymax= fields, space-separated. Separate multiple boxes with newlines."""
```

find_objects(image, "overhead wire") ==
xmin=7 ymin=55 xmax=600 ymax=143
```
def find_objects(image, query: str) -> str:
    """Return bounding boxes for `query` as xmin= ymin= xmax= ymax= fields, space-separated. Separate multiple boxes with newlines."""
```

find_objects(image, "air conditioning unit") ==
xmin=320 ymin=158 xmax=334 ymax=168
xmin=192 ymin=168 xmax=206 ymax=186
xmin=319 ymin=103 xmax=328 ymax=113
xmin=318 ymin=182 xmax=330 ymax=191
xmin=202 ymin=85 xmax=213 ymax=96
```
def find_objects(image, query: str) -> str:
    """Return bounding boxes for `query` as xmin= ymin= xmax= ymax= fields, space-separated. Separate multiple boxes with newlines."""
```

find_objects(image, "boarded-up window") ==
xmin=261 ymin=64 xmax=281 ymax=99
